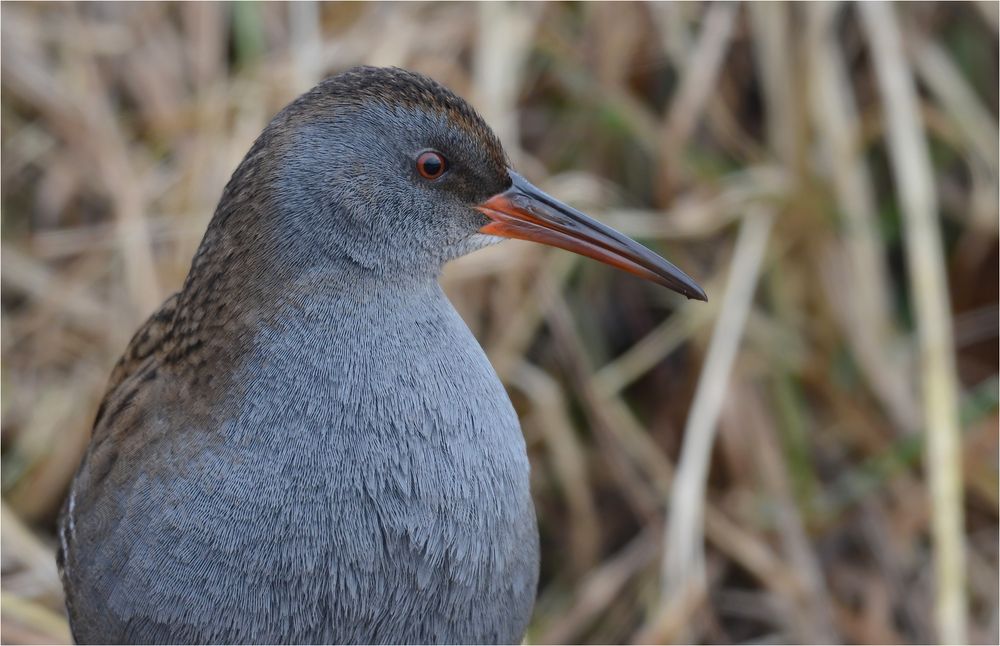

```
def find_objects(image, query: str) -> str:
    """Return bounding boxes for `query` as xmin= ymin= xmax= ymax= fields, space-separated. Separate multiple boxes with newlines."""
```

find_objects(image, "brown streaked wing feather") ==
xmin=97 ymin=293 xmax=179 ymax=426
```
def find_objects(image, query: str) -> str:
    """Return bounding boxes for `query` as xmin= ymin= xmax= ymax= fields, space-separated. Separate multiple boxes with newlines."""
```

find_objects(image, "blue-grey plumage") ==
xmin=58 ymin=66 xmax=704 ymax=645
xmin=64 ymin=275 xmax=536 ymax=644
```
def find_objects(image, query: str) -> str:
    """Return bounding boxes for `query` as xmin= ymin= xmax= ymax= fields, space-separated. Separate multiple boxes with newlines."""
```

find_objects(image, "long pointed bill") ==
xmin=476 ymin=170 xmax=707 ymax=301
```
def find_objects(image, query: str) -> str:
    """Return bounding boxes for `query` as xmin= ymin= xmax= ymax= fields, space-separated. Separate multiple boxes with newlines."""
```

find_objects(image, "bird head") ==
xmin=224 ymin=66 xmax=706 ymax=301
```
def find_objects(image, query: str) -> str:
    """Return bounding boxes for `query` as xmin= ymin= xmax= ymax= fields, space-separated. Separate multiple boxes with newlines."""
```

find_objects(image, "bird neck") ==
xmin=163 ymin=215 xmax=448 ymax=379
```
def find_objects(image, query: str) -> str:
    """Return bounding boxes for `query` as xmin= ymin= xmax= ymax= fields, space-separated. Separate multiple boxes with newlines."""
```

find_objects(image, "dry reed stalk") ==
xmin=0 ymin=246 xmax=112 ymax=344
xmin=592 ymin=307 xmax=706 ymax=398
xmin=657 ymin=2 xmax=739 ymax=191
xmin=807 ymin=1 xmax=920 ymax=436
xmin=860 ymin=3 xmax=968 ymax=643
xmin=472 ymin=1 xmax=541 ymax=163
xmin=288 ymin=2 xmax=323 ymax=94
xmin=539 ymin=526 xmax=660 ymax=645
xmin=653 ymin=3 xmax=763 ymax=167
xmin=69 ymin=10 xmax=163 ymax=319
xmin=544 ymin=288 xmax=663 ymax=520
xmin=510 ymin=360 xmax=601 ymax=571
xmin=973 ymin=0 xmax=1000 ymax=34
xmin=735 ymin=384 xmax=839 ymax=642
xmin=0 ymin=592 xmax=72 ymax=645
xmin=748 ymin=2 xmax=798 ymax=168
xmin=591 ymin=358 xmax=817 ymax=640
xmin=908 ymin=26 xmax=1000 ymax=247
xmin=909 ymin=34 xmax=999 ymax=176
xmin=0 ymin=503 xmax=63 ymax=606
xmin=657 ymin=206 xmax=775 ymax=643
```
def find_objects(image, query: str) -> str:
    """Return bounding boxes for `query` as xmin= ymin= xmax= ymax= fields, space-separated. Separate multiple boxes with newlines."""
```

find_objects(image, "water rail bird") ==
xmin=59 ymin=66 xmax=706 ymax=645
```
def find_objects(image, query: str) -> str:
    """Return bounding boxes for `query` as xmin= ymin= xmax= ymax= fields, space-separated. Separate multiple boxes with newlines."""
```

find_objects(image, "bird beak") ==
xmin=476 ymin=170 xmax=707 ymax=301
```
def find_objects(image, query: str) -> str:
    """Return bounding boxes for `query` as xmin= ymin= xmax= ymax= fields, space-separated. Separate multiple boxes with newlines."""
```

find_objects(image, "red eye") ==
xmin=416 ymin=151 xmax=447 ymax=180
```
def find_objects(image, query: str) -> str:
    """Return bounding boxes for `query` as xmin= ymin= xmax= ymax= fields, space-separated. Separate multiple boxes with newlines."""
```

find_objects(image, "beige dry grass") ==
xmin=2 ymin=2 xmax=997 ymax=644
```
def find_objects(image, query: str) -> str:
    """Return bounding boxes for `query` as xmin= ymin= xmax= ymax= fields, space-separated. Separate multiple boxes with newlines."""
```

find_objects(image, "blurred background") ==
xmin=1 ymin=2 xmax=997 ymax=644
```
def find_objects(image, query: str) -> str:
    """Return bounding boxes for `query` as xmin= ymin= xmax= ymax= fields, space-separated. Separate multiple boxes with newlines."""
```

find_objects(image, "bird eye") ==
xmin=416 ymin=151 xmax=447 ymax=180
